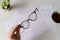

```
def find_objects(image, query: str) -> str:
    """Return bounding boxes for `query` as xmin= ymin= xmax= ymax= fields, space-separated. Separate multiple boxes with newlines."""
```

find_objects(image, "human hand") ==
xmin=7 ymin=24 xmax=21 ymax=40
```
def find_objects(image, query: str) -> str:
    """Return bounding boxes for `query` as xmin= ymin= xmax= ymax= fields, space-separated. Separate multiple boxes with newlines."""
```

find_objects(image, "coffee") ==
xmin=52 ymin=11 xmax=60 ymax=23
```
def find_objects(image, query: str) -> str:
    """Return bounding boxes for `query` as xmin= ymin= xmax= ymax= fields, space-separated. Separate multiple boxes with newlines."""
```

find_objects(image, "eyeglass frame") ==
xmin=19 ymin=8 xmax=39 ymax=29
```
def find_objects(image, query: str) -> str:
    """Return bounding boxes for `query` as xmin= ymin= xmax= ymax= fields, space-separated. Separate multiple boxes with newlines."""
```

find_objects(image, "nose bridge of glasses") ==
xmin=26 ymin=19 xmax=30 ymax=21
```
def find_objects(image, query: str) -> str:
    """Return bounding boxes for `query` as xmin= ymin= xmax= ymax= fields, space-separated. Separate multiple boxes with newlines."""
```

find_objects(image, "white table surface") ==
xmin=0 ymin=0 xmax=56 ymax=40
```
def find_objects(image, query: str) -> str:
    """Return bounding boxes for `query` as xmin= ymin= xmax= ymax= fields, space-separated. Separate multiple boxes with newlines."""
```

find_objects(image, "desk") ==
xmin=0 ymin=0 xmax=60 ymax=40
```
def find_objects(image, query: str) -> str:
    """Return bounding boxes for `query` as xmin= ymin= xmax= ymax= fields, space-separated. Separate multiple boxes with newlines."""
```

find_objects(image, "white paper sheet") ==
xmin=3 ymin=4 xmax=54 ymax=40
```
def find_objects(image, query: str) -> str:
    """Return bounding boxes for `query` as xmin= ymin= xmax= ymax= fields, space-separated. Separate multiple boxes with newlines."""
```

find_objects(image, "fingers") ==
xmin=8 ymin=24 xmax=21 ymax=39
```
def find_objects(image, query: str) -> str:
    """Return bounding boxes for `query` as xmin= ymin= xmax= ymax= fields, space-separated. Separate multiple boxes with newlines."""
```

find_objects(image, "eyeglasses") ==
xmin=19 ymin=8 xmax=39 ymax=29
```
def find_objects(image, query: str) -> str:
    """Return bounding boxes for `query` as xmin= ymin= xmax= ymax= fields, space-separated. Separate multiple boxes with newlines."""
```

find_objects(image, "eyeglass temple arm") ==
xmin=33 ymin=8 xmax=39 ymax=13
xmin=35 ymin=8 xmax=39 ymax=12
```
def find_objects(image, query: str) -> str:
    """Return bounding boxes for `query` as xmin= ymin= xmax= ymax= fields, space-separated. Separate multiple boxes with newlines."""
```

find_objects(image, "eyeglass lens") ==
xmin=21 ymin=20 xmax=30 ymax=29
xmin=29 ymin=12 xmax=37 ymax=21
